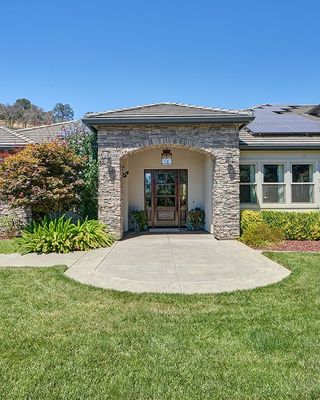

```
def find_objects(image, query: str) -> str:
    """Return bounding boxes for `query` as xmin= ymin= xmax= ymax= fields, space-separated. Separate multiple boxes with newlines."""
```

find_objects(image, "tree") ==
xmin=52 ymin=103 xmax=74 ymax=123
xmin=59 ymin=122 xmax=98 ymax=219
xmin=14 ymin=98 xmax=32 ymax=110
xmin=0 ymin=142 xmax=84 ymax=219
xmin=0 ymin=98 xmax=52 ymax=128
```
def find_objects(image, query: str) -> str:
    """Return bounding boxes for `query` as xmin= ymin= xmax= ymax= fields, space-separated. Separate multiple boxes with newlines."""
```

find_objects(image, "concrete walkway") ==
xmin=0 ymin=233 xmax=290 ymax=294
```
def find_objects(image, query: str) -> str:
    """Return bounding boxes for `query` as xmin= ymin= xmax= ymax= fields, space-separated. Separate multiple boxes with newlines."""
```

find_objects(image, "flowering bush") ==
xmin=0 ymin=142 xmax=84 ymax=219
xmin=59 ymin=122 xmax=98 ymax=219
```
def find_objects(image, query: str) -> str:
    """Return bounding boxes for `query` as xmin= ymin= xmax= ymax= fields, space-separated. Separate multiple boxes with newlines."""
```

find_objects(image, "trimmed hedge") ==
xmin=241 ymin=210 xmax=320 ymax=241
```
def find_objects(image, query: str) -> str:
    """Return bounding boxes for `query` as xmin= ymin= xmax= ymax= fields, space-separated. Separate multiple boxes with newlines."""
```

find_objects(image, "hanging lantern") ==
xmin=161 ymin=149 xmax=172 ymax=165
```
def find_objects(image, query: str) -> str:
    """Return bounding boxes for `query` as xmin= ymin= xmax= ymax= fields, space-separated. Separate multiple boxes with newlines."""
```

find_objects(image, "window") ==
xmin=263 ymin=164 xmax=285 ymax=203
xmin=240 ymin=164 xmax=257 ymax=203
xmin=291 ymin=164 xmax=314 ymax=203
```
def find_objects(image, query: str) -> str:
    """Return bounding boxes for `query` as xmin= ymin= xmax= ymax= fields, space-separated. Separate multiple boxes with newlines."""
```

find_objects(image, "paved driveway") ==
xmin=65 ymin=233 xmax=289 ymax=294
xmin=1 ymin=233 xmax=290 ymax=294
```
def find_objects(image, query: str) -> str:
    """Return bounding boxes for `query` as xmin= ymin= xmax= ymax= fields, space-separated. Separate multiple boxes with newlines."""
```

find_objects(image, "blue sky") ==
xmin=1 ymin=0 xmax=319 ymax=118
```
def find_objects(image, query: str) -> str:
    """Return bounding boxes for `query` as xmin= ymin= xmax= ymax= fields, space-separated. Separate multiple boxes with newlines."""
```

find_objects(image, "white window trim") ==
xmin=261 ymin=162 xmax=286 ymax=205
xmin=239 ymin=162 xmax=258 ymax=206
xmin=239 ymin=156 xmax=320 ymax=210
xmin=290 ymin=162 xmax=316 ymax=205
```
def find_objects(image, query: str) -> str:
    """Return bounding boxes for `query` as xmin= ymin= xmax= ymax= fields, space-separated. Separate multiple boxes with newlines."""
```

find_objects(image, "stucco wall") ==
xmin=126 ymin=147 xmax=205 ymax=207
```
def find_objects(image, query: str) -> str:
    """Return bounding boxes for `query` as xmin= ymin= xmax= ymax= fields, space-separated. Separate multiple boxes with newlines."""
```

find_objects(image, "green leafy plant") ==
xmin=240 ymin=210 xmax=320 ymax=241
xmin=60 ymin=122 xmax=98 ymax=219
xmin=240 ymin=210 xmax=264 ymax=234
xmin=240 ymin=222 xmax=284 ymax=248
xmin=186 ymin=207 xmax=205 ymax=231
xmin=20 ymin=215 xmax=114 ymax=254
xmin=129 ymin=210 xmax=148 ymax=232
xmin=73 ymin=219 xmax=114 ymax=251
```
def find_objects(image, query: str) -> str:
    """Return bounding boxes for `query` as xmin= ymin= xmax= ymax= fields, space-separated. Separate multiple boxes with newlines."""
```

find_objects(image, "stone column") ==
xmin=98 ymin=148 xmax=123 ymax=238
xmin=212 ymin=149 xmax=240 ymax=239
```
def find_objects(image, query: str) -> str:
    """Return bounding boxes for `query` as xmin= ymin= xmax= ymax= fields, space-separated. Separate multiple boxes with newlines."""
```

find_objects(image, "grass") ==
xmin=0 ymin=238 xmax=21 ymax=254
xmin=1 ymin=252 xmax=320 ymax=399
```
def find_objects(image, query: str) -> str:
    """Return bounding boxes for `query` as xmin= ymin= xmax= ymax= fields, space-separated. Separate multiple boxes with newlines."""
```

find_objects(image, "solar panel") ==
xmin=247 ymin=105 xmax=320 ymax=134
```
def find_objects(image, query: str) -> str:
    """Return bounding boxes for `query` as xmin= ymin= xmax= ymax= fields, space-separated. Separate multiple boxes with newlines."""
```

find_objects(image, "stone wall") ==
xmin=0 ymin=203 xmax=31 ymax=236
xmin=97 ymin=123 xmax=240 ymax=239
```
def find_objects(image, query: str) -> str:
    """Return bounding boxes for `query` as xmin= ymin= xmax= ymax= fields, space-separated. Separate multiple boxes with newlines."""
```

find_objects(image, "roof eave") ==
xmin=240 ymin=143 xmax=320 ymax=150
xmin=82 ymin=115 xmax=254 ymax=127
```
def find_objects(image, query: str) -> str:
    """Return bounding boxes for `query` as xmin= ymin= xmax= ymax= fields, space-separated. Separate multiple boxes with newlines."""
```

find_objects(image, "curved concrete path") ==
xmin=0 ymin=233 xmax=290 ymax=294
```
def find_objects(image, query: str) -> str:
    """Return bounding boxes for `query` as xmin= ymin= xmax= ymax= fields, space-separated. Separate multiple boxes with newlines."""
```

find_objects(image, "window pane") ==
xmin=240 ymin=185 xmax=257 ymax=203
xmin=180 ymin=170 xmax=187 ymax=184
xmin=145 ymin=172 xmax=151 ymax=185
xmin=166 ymin=197 xmax=175 ymax=207
xmin=167 ymin=172 xmax=176 ymax=183
xmin=263 ymin=184 xmax=285 ymax=203
xmin=292 ymin=164 xmax=313 ymax=183
xmin=145 ymin=197 xmax=152 ymax=207
xmin=292 ymin=184 xmax=314 ymax=203
xmin=157 ymin=197 xmax=165 ymax=207
xmin=156 ymin=185 xmax=166 ymax=195
xmin=263 ymin=164 xmax=284 ymax=183
xmin=156 ymin=173 xmax=166 ymax=184
xmin=240 ymin=165 xmax=255 ymax=183
xmin=145 ymin=172 xmax=151 ymax=195
xmin=166 ymin=184 xmax=175 ymax=195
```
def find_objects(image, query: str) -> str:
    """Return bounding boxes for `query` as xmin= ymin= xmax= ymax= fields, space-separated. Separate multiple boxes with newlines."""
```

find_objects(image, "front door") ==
xmin=144 ymin=169 xmax=188 ymax=227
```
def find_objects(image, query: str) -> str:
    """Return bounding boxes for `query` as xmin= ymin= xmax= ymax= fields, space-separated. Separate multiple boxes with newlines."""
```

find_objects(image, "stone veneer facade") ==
xmin=0 ymin=203 xmax=31 ymax=236
xmin=97 ymin=123 xmax=240 ymax=239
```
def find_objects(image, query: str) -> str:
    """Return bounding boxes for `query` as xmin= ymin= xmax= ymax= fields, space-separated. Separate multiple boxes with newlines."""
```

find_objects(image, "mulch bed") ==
xmin=265 ymin=241 xmax=320 ymax=252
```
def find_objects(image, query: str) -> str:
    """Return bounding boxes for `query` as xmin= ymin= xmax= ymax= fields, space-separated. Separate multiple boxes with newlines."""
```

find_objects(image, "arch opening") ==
xmin=121 ymin=145 xmax=214 ymax=233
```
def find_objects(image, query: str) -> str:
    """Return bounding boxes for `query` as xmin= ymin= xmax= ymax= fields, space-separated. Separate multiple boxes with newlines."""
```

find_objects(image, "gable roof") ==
xmin=83 ymin=102 xmax=254 ymax=128
xmin=246 ymin=104 xmax=320 ymax=135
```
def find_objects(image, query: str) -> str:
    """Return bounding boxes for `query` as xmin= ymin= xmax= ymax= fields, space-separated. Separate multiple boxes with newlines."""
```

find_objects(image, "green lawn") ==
xmin=1 ymin=253 xmax=320 ymax=399
xmin=0 ymin=238 xmax=21 ymax=254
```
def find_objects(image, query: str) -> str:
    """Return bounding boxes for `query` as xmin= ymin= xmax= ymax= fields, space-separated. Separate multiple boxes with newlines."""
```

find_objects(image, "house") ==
xmin=1 ymin=103 xmax=320 ymax=240
xmin=82 ymin=103 xmax=320 ymax=239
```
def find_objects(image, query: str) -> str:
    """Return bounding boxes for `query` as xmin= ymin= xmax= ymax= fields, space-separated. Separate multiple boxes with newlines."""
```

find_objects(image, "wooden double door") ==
xmin=144 ymin=169 xmax=188 ymax=227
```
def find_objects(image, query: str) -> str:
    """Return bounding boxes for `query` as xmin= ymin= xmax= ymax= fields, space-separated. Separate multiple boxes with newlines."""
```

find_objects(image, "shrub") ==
xmin=186 ymin=208 xmax=205 ymax=231
xmin=240 ymin=210 xmax=320 ymax=241
xmin=0 ymin=143 xmax=84 ymax=220
xmin=240 ymin=210 xmax=264 ymax=234
xmin=59 ymin=122 xmax=98 ymax=219
xmin=20 ymin=216 xmax=114 ymax=254
xmin=240 ymin=222 xmax=285 ymax=248
xmin=129 ymin=210 xmax=148 ymax=232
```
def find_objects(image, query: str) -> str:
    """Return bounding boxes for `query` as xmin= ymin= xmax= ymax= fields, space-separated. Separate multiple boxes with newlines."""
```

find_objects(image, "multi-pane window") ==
xmin=240 ymin=165 xmax=256 ymax=203
xmin=263 ymin=164 xmax=285 ymax=203
xmin=291 ymin=164 xmax=314 ymax=203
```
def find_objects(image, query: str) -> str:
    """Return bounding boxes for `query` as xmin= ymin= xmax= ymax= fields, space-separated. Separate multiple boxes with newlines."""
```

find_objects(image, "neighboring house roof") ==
xmin=0 ymin=125 xmax=32 ymax=149
xmin=16 ymin=121 xmax=75 ymax=143
xmin=240 ymin=104 xmax=320 ymax=149
xmin=82 ymin=102 xmax=254 ymax=128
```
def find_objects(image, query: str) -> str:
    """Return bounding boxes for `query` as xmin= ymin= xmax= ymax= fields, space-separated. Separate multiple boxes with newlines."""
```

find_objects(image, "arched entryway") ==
xmin=121 ymin=145 xmax=214 ymax=233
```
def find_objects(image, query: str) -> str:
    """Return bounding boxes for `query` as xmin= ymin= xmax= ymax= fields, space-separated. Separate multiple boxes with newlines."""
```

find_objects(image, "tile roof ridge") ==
xmin=16 ymin=120 xmax=76 ymax=132
xmin=85 ymin=102 xmax=252 ymax=117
